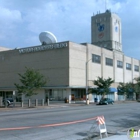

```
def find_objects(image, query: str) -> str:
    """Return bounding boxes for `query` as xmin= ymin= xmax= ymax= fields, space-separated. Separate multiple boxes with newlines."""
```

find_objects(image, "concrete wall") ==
xmin=22 ymin=89 xmax=45 ymax=100
xmin=88 ymin=44 xmax=102 ymax=81
xmin=0 ymin=41 xmax=139 ymax=92
xmin=102 ymin=48 xmax=114 ymax=79
xmin=85 ymin=43 xmax=140 ymax=88
xmin=0 ymin=41 xmax=69 ymax=88
xmin=132 ymin=58 xmax=140 ymax=82
xmin=69 ymin=42 xmax=86 ymax=86
xmin=114 ymin=51 xmax=123 ymax=83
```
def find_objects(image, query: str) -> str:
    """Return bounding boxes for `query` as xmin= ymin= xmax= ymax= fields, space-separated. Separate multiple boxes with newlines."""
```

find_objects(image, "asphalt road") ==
xmin=0 ymin=102 xmax=140 ymax=140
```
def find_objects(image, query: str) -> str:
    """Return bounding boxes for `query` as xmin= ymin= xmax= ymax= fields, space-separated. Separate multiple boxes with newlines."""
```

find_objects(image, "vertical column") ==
xmin=28 ymin=99 xmax=31 ymax=107
xmin=101 ymin=48 xmax=104 ymax=77
xmin=45 ymin=89 xmax=49 ymax=106
xmin=21 ymin=94 xmax=24 ymax=102
xmin=13 ymin=90 xmax=16 ymax=107
xmin=91 ymin=17 xmax=93 ymax=43
xmin=21 ymin=93 xmax=24 ymax=107
xmin=66 ymin=89 xmax=71 ymax=104
xmin=86 ymin=44 xmax=89 ymax=100
xmin=47 ymin=98 xmax=49 ymax=106
xmin=110 ymin=17 xmax=113 ymax=49
xmin=42 ymin=99 xmax=44 ymax=106
xmin=0 ymin=97 xmax=2 ymax=106
xmin=21 ymin=100 xmax=23 ymax=108
xmin=119 ymin=21 xmax=122 ymax=45
xmin=35 ymin=99 xmax=38 ymax=107
xmin=113 ymin=52 xmax=116 ymax=81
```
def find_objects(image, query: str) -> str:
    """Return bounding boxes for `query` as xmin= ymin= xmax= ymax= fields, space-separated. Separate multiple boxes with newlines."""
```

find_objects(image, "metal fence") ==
xmin=0 ymin=99 xmax=49 ymax=108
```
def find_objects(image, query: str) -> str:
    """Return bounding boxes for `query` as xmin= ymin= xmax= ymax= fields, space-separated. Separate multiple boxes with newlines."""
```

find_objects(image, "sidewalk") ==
xmin=0 ymin=102 xmax=89 ymax=111
xmin=0 ymin=100 xmax=137 ymax=111
xmin=102 ymin=133 xmax=139 ymax=140
xmin=101 ymin=125 xmax=140 ymax=140
xmin=102 ymin=135 xmax=129 ymax=140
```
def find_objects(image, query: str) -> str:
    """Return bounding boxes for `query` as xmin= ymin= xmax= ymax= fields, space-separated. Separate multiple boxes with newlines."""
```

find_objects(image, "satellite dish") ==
xmin=39 ymin=31 xmax=57 ymax=45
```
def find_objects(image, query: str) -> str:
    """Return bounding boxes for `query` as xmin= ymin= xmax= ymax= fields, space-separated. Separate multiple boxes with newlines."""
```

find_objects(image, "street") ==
xmin=0 ymin=102 xmax=140 ymax=140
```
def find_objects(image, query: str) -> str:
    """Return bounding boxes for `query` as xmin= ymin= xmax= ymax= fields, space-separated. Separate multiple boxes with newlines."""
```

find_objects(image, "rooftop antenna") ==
xmin=105 ymin=0 xmax=107 ymax=11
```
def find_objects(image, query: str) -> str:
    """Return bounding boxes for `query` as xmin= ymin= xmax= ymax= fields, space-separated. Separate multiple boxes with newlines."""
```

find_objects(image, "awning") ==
xmin=109 ymin=88 xmax=118 ymax=92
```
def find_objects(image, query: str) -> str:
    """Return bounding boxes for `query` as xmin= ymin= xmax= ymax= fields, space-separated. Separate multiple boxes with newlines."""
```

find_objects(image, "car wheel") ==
xmin=106 ymin=102 xmax=108 ymax=105
xmin=7 ymin=101 xmax=10 ymax=106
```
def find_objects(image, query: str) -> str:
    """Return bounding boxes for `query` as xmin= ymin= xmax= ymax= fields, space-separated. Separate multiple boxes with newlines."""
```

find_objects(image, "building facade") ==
xmin=0 ymin=10 xmax=139 ymax=102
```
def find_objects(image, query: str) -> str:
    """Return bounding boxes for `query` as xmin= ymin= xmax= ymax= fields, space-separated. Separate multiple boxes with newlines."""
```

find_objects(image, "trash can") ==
xmin=94 ymin=98 xmax=98 ymax=103
xmin=86 ymin=98 xmax=89 ymax=105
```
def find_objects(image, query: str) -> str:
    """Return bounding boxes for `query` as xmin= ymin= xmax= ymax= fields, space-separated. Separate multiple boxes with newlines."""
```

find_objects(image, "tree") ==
xmin=117 ymin=77 xmax=140 ymax=100
xmin=117 ymin=82 xmax=134 ymax=99
xmin=134 ymin=77 xmax=140 ymax=99
xmin=15 ymin=67 xmax=47 ymax=97
xmin=117 ymin=82 xmax=134 ymax=94
xmin=91 ymin=77 xmax=114 ymax=99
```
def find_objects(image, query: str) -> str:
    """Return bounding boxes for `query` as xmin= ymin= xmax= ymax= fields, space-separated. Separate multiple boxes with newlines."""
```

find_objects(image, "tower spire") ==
xmin=105 ymin=0 xmax=107 ymax=11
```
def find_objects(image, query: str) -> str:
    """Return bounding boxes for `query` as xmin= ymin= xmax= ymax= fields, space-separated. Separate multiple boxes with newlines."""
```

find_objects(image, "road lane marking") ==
xmin=0 ymin=116 xmax=98 ymax=131
xmin=39 ymin=116 xmax=97 ymax=128
xmin=0 ymin=126 xmax=32 ymax=131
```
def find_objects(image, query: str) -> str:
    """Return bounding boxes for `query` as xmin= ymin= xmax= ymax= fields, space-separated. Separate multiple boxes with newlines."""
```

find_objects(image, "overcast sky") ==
xmin=0 ymin=0 xmax=140 ymax=59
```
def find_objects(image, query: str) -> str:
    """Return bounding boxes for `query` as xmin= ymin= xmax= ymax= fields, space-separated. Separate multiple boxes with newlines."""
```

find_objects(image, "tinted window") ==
xmin=117 ymin=60 xmax=123 ymax=68
xmin=106 ymin=58 xmax=113 ymax=66
xmin=92 ymin=54 xmax=101 ymax=64
xmin=134 ymin=65 xmax=139 ymax=72
xmin=126 ymin=63 xmax=131 ymax=70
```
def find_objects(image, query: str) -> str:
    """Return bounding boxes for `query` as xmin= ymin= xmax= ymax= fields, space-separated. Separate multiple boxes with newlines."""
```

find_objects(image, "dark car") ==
xmin=99 ymin=98 xmax=114 ymax=105
xmin=3 ymin=98 xmax=13 ymax=106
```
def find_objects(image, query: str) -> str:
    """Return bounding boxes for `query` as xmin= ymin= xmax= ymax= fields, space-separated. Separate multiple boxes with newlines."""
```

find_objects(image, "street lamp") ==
xmin=86 ymin=58 xmax=92 ymax=104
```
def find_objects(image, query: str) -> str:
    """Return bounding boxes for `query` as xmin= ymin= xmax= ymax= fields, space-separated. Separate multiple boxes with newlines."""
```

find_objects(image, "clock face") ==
xmin=114 ymin=21 xmax=119 ymax=33
xmin=115 ymin=26 xmax=118 ymax=32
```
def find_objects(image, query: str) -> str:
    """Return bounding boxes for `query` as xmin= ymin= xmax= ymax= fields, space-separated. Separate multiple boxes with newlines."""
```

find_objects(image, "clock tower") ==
xmin=91 ymin=10 xmax=122 ymax=51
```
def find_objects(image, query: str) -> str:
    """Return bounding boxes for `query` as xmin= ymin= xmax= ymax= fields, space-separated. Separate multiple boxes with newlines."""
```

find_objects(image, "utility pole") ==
xmin=86 ymin=59 xmax=92 ymax=104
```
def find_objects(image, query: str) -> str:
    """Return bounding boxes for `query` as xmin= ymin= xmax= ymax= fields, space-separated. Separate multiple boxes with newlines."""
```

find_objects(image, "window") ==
xmin=92 ymin=54 xmax=101 ymax=64
xmin=134 ymin=65 xmax=139 ymax=72
xmin=126 ymin=63 xmax=131 ymax=70
xmin=117 ymin=60 xmax=123 ymax=68
xmin=106 ymin=58 xmax=113 ymax=66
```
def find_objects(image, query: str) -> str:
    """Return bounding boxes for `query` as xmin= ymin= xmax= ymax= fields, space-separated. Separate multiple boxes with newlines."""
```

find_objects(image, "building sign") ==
xmin=19 ymin=42 xmax=68 ymax=54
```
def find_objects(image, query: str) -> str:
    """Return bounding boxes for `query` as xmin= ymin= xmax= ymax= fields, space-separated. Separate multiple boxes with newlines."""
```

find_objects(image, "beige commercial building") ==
xmin=0 ymin=10 xmax=139 ymax=102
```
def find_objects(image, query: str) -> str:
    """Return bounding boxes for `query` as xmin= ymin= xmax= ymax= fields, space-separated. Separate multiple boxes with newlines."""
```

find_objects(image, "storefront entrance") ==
xmin=45 ymin=89 xmax=68 ymax=101
xmin=71 ymin=89 xmax=86 ymax=101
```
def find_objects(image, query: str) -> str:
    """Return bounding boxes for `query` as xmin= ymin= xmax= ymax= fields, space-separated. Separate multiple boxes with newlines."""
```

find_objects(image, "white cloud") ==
xmin=0 ymin=6 xmax=22 ymax=42
xmin=22 ymin=0 xmax=126 ymax=44
xmin=0 ymin=7 xmax=22 ymax=22
xmin=0 ymin=0 xmax=140 ymax=59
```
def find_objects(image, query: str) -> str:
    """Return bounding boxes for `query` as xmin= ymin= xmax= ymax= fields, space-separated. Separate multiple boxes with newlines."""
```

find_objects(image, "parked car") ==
xmin=99 ymin=98 xmax=114 ymax=105
xmin=3 ymin=98 xmax=13 ymax=106
xmin=49 ymin=97 xmax=55 ymax=101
